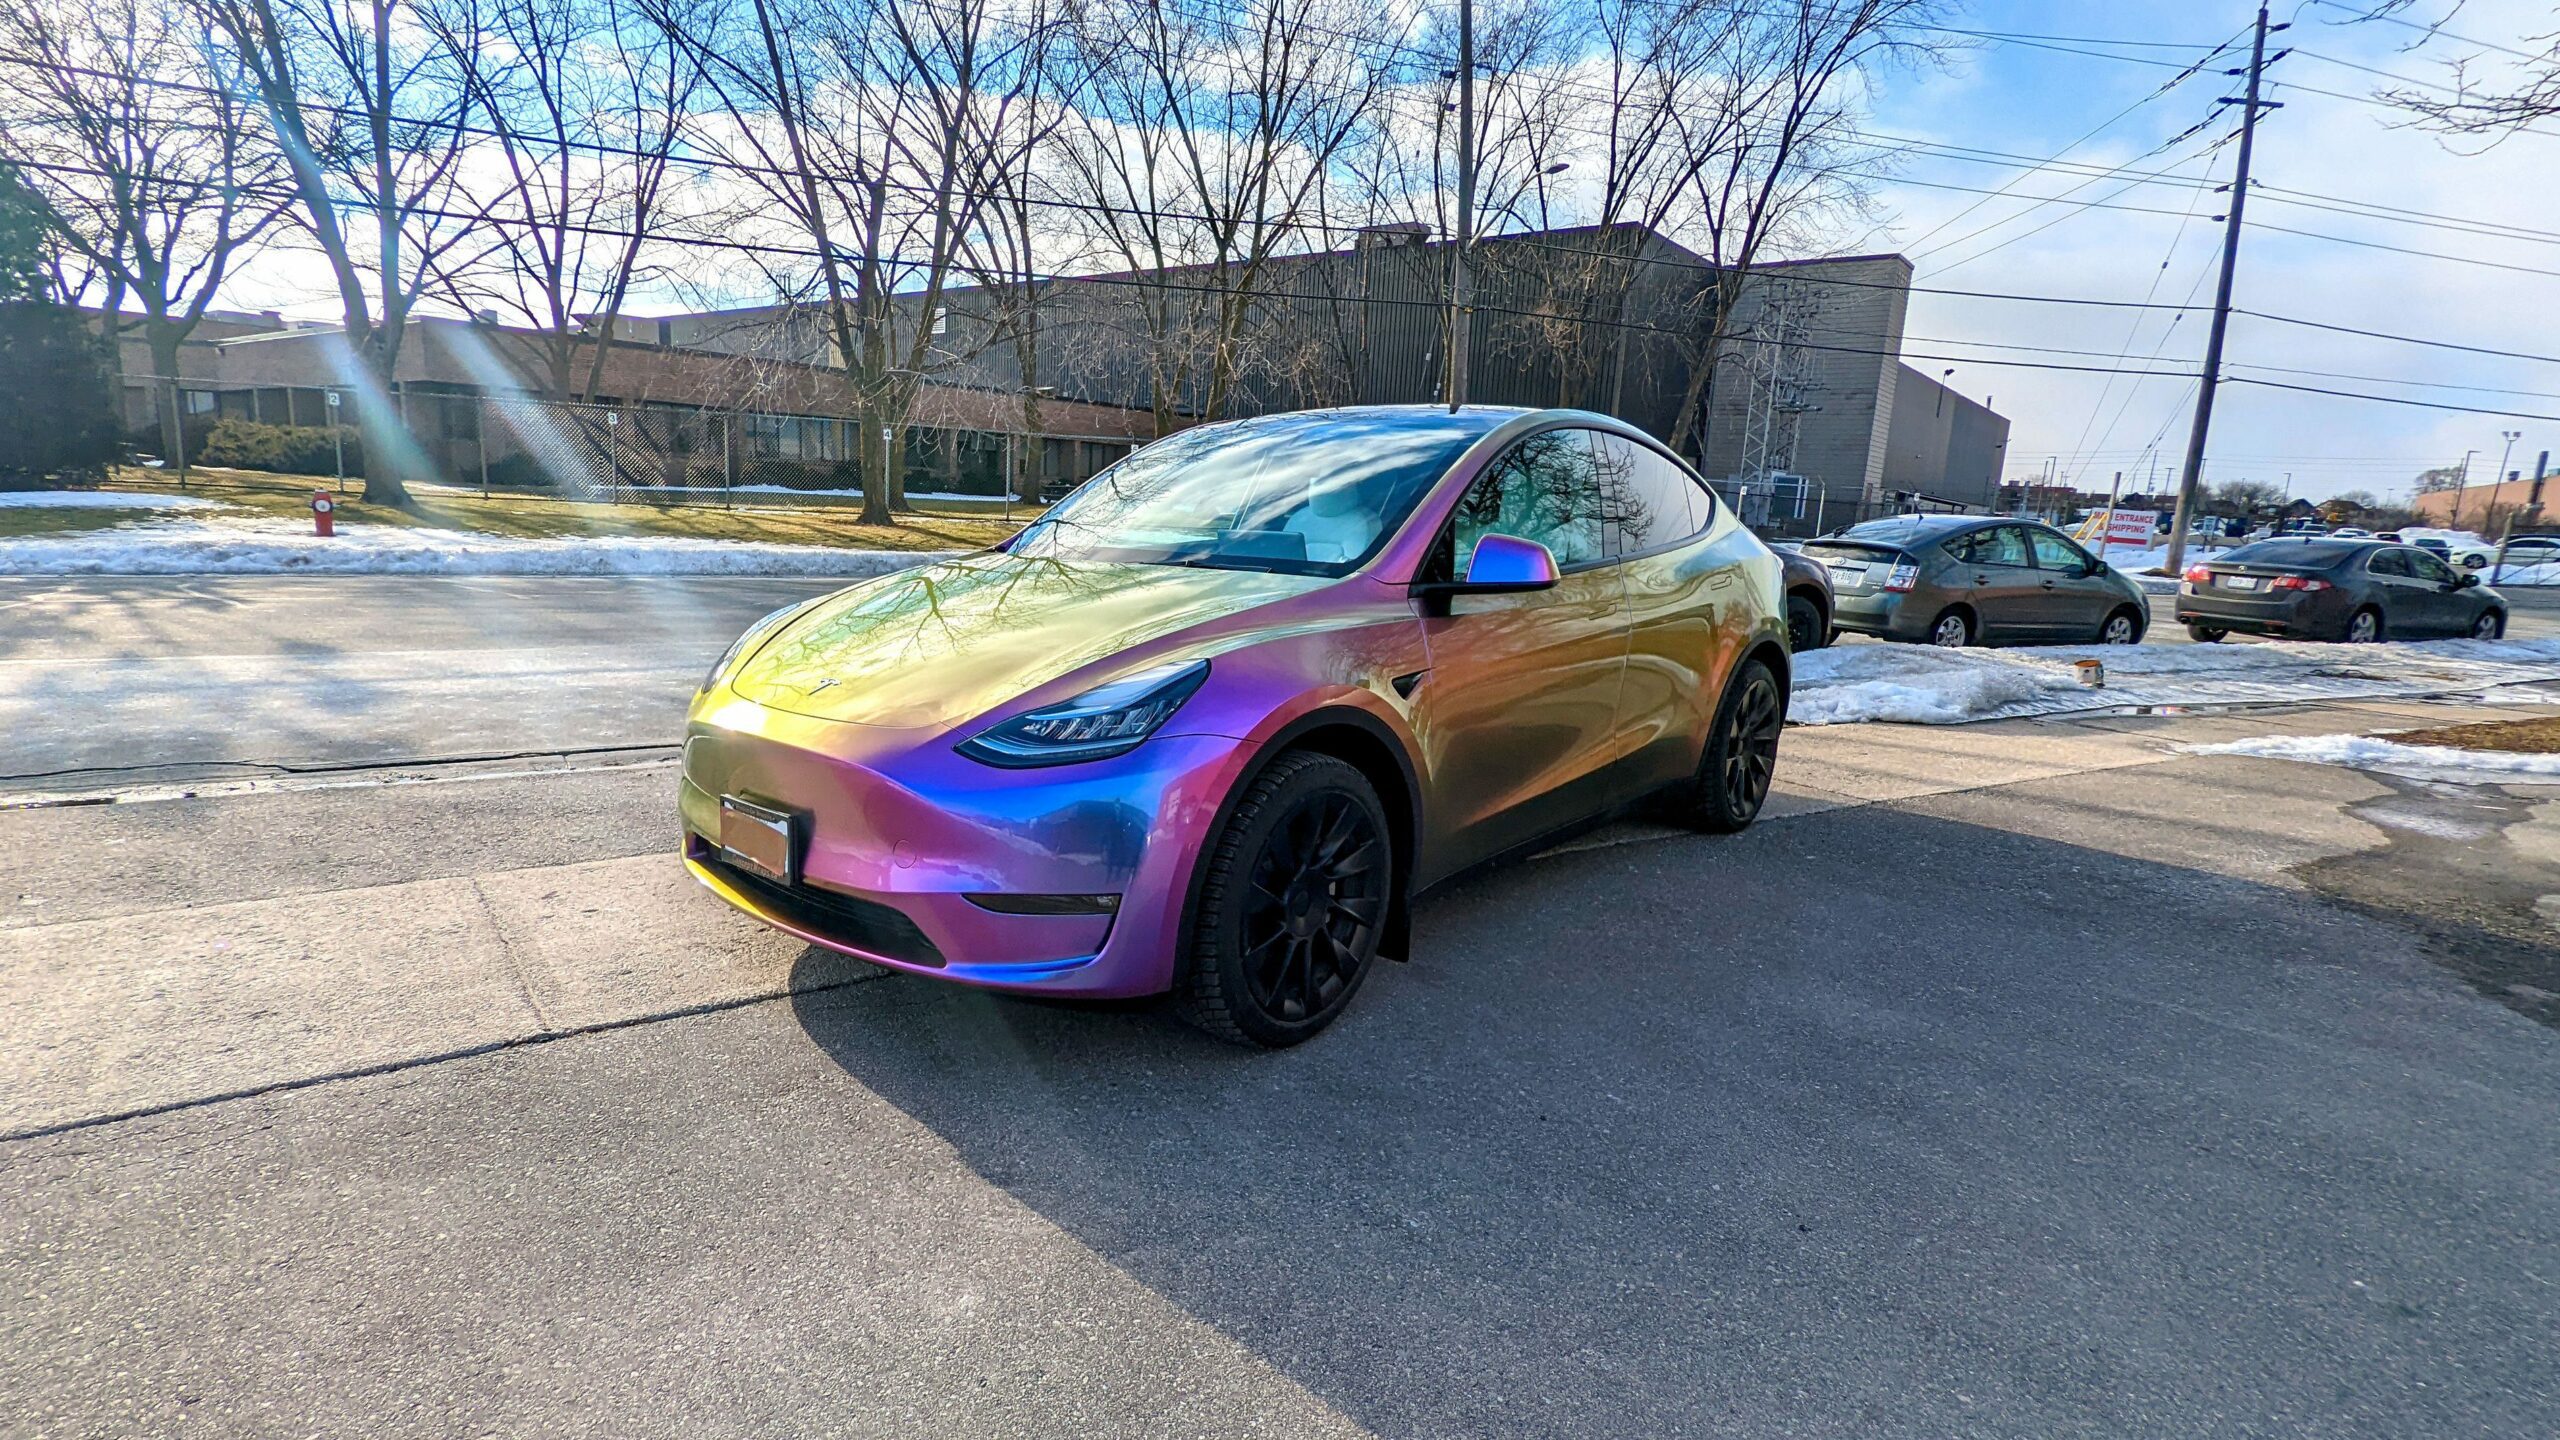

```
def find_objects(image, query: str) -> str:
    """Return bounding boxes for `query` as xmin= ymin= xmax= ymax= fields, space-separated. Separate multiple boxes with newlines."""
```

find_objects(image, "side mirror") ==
xmin=2459 ymin=573 xmax=2480 ymax=589
xmin=2085 ymin=560 xmax=2108 ymax=577
xmin=1462 ymin=532 xmax=1562 ymax=591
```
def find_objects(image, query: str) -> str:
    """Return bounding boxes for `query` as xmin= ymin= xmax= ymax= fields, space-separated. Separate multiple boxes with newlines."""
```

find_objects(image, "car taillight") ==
xmin=1883 ymin=562 xmax=1920 ymax=592
xmin=2268 ymin=575 xmax=2330 ymax=592
xmin=2182 ymin=564 xmax=2212 ymax=584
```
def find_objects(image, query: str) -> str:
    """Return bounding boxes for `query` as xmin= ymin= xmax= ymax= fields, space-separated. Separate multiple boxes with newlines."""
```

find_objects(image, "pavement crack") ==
xmin=470 ymin=876 xmax=555 ymax=1033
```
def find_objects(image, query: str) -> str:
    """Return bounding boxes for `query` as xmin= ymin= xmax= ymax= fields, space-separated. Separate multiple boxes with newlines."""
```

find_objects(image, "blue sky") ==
xmin=1856 ymin=0 xmax=2560 ymax=503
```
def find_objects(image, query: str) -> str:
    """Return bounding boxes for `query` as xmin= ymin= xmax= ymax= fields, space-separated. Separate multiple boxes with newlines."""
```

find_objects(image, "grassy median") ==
xmin=0 ymin=467 xmax=1033 ymax=551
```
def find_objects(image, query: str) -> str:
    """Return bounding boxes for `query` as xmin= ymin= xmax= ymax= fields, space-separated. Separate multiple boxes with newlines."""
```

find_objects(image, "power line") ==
xmin=2239 ymin=308 xmax=2560 ymax=365
xmin=2230 ymin=375 xmax=2560 ymax=424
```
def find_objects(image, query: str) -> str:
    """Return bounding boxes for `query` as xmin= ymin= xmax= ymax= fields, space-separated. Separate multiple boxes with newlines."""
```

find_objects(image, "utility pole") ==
xmin=1445 ymin=0 xmax=1475 ymax=413
xmin=2165 ymin=3 xmax=2285 ymax=575
xmin=2450 ymin=447 xmax=2476 ymax=529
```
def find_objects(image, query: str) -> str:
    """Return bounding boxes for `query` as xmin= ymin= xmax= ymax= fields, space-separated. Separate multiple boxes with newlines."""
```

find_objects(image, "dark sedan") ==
xmin=2178 ymin=539 xmax=2508 ymax=643
xmin=1776 ymin=546 xmax=1835 ymax=651
xmin=1805 ymin=514 xmax=2151 ymax=647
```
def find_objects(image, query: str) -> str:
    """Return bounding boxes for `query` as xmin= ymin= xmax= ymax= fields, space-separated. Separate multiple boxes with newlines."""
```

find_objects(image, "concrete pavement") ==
xmin=6 ymin=576 xmax=2560 ymax=1437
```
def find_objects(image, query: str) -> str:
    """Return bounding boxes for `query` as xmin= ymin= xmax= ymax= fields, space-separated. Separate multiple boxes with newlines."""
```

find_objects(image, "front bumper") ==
xmin=678 ymin=693 xmax=1254 ymax=998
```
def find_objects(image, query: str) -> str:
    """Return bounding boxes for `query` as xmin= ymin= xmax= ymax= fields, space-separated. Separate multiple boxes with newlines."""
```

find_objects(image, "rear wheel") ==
xmin=2099 ymin=607 xmax=2144 ymax=645
xmin=2185 ymin=622 xmax=2226 ymax=643
xmin=1786 ymin=593 xmax=1830 ymax=651
xmin=2474 ymin=609 xmax=2506 ymax=640
xmin=1671 ymin=657 xmax=1784 ymax=834
xmin=1927 ymin=608 xmax=1975 ymax=648
xmin=2346 ymin=607 xmax=2383 ymax=644
xmin=1180 ymin=752 xmax=1390 ymax=1048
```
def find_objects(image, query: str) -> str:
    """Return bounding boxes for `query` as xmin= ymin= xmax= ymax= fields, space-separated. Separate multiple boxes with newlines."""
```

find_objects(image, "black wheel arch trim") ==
xmin=1173 ymin=706 xmax=1423 ymax=990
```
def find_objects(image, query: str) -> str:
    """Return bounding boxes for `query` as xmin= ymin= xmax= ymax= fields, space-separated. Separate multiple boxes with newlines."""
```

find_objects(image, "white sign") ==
xmin=2096 ymin=509 xmax=2156 ymax=547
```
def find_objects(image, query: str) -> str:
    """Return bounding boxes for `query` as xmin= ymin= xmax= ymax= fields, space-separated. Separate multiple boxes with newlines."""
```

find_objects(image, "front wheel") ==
xmin=2474 ymin=609 xmax=2506 ymax=640
xmin=1180 ymin=752 xmax=1391 ymax=1048
xmin=2099 ymin=607 xmax=2144 ymax=645
xmin=1670 ymin=657 xmax=1784 ymax=834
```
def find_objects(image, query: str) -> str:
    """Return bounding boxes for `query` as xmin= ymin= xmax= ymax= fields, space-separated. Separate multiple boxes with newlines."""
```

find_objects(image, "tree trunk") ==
xmin=146 ymin=324 xmax=187 ymax=478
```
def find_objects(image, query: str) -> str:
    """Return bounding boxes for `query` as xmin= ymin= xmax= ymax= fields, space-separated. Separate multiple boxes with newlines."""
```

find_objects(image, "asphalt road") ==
xmin=6 ymin=576 xmax=2560 ymax=1438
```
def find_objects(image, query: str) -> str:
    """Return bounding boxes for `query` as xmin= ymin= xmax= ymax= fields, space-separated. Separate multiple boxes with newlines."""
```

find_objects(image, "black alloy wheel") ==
xmin=1182 ymin=752 xmax=1390 ymax=1047
xmin=1679 ymin=657 xmax=1784 ymax=834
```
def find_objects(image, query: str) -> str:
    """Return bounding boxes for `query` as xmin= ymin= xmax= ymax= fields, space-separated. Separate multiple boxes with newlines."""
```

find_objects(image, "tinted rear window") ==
xmin=2219 ymin=540 xmax=2360 ymax=567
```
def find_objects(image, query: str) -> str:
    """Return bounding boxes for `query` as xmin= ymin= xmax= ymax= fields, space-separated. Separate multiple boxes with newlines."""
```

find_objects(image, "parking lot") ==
xmin=6 ymin=575 xmax=2559 ymax=1438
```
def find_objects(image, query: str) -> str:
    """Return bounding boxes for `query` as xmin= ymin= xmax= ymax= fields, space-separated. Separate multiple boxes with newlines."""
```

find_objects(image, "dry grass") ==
xmin=42 ymin=466 xmax=1029 ymax=552
xmin=2391 ymin=716 xmax=2560 ymax=754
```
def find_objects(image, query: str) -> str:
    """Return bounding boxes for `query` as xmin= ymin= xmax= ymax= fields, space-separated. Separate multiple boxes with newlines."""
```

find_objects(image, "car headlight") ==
xmin=957 ymin=660 xmax=1209 ymax=768
xmin=700 ymin=599 xmax=819 ymax=694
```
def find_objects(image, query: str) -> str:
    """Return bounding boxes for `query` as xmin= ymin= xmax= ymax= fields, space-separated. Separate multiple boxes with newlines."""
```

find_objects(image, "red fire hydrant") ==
xmin=312 ymin=489 xmax=335 ymax=538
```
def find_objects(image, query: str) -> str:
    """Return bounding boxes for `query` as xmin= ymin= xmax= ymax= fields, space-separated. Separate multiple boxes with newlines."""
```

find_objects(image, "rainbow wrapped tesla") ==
xmin=682 ymin=405 xmax=1788 ymax=1045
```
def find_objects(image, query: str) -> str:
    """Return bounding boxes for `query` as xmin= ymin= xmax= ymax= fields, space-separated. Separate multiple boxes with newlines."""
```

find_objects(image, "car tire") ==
xmin=2185 ymin=623 xmax=2227 ymax=643
xmin=1671 ymin=656 xmax=1784 ymax=835
xmin=1786 ymin=593 xmax=1830 ymax=651
xmin=2474 ymin=609 xmax=2506 ymax=640
xmin=1926 ymin=608 xmax=1976 ymax=648
xmin=2345 ymin=607 xmax=2384 ymax=643
xmin=1179 ymin=751 xmax=1390 ymax=1048
xmin=2098 ymin=606 xmax=2144 ymax=645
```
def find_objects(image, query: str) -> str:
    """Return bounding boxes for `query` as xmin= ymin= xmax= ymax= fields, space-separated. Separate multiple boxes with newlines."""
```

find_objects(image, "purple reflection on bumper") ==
xmin=679 ymin=699 xmax=1256 ymax=998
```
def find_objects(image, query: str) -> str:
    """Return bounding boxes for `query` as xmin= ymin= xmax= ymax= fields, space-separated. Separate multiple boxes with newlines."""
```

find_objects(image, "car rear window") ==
xmin=2218 ymin=540 xmax=2358 ymax=566
xmin=1801 ymin=540 xmax=1907 ymax=563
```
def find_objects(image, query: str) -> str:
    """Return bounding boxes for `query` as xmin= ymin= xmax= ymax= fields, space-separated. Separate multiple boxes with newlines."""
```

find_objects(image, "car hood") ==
xmin=726 ymin=553 xmax=1330 ymax=728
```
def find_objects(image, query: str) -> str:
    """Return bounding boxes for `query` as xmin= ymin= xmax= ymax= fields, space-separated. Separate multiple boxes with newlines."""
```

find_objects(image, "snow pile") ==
xmin=1790 ymin=635 xmax=2560 ymax=726
xmin=0 ymin=489 xmax=216 ymax=510
xmin=0 ymin=516 xmax=960 ymax=577
xmin=2188 ymin=733 xmax=2560 ymax=782
xmin=1788 ymin=644 xmax=2080 ymax=725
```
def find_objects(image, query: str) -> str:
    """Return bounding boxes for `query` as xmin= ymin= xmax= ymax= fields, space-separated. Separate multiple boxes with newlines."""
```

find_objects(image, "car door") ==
xmin=1593 ymin=430 xmax=1753 ymax=792
xmin=1946 ymin=524 xmax=2041 ymax=641
xmin=1411 ymin=427 xmax=1630 ymax=878
xmin=2402 ymin=547 xmax=2470 ymax=635
xmin=2024 ymin=527 xmax=2116 ymax=640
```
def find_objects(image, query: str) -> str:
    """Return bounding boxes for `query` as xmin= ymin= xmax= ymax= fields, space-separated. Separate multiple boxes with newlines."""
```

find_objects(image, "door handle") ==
xmin=2041 ymin=580 xmax=2057 ymax=589
xmin=1973 ymin=573 xmax=1989 ymax=583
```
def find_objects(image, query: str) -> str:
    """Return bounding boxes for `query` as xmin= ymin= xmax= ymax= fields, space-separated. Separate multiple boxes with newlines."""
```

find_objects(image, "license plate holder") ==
xmin=2224 ymin=575 xmax=2260 ymax=591
xmin=718 ymin=795 xmax=801 ymax=886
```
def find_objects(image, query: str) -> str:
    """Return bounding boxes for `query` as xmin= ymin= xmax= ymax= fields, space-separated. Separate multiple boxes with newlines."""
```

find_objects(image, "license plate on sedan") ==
xmin=718 ymin=795 xmax=801 ymax=886
xmin=2223 ymin=575 xmax=2260 ymax=590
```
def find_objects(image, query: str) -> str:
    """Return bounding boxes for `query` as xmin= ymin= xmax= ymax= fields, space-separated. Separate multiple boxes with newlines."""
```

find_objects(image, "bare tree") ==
xmin=196 ymin=0 xmax=483 ymax=503
xmin=2366 ymin=1 xmax=2560 ymax=131
xmin=422 ymin=0 xmax=704 ymax=401
xmin=0 ymin=0 xmax=291 ymax=473
xmin=1049 ymin=0 xmax=1394 ymax=433
xmin=1657 ymin=0 xmax=1940 ymax=460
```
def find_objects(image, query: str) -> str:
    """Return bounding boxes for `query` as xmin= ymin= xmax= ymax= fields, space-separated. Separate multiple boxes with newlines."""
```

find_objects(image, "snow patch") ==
xmin=0 ymin=516 xmax=959 ymax=577
xmin=0 ymin=490 xmax=216 ymax=510
xmin=1790 ymin=636 xmax=2560 ymax=726
xmin=2187 ymin=733 xmax=2560 ymax=783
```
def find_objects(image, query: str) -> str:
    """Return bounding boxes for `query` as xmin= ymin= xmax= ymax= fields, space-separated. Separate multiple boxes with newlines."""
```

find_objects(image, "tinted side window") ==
xmin=1592 ymin=432 xmax=1707 ymax=555
xmin=2365 ymin=548 xmax=2410 ymax=577
xmin=2027 ymin=530 xmax=2093 ymax=572
xmin=2407 ymin=550 xmax=2460 ymax=585
xmin=1953 ymin=526 xmax=2029 ymax=567
xmin=1452 ymin=429 xmax=1606 ymax=572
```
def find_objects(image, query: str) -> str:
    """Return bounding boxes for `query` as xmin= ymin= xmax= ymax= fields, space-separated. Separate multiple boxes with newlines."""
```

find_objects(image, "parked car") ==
xmin=683 ymin=405 xmax=1790 ymax=1046
xmin=2177 ymin=538 xmax=2506 ymax=643
xmin=2496 ymin=535 xmax=2560 ymax=569
xmin=1803 ymin=514 xmax=2151 ymax=647
xmin=2403 ymin=529 xmax=2498 ymax=570
xmin=1776 ymin=546 xmax=1835 ymax=651
xmin=2331 ymin=526 xmax=2373 ymax=539
xmin=1037 ymin=474 xmax=1086 ymax=505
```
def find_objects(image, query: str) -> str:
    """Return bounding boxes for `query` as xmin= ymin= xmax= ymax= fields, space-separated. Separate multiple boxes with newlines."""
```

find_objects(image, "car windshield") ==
xmin=1010 ymin=410 xmax=1492 ymax=576
xmin=2220 ymin=540 xmax=2358 ymax=566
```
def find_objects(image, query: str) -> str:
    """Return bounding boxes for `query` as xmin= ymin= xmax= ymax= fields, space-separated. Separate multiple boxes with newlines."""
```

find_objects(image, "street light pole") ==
xmin=2479 ymin=429 xmax=2523 ymax=531
xmin=1444 ymin=0 xmax=1474 ymax=414
xmin=2449 ymin=447 xmax=2476 ymax=530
